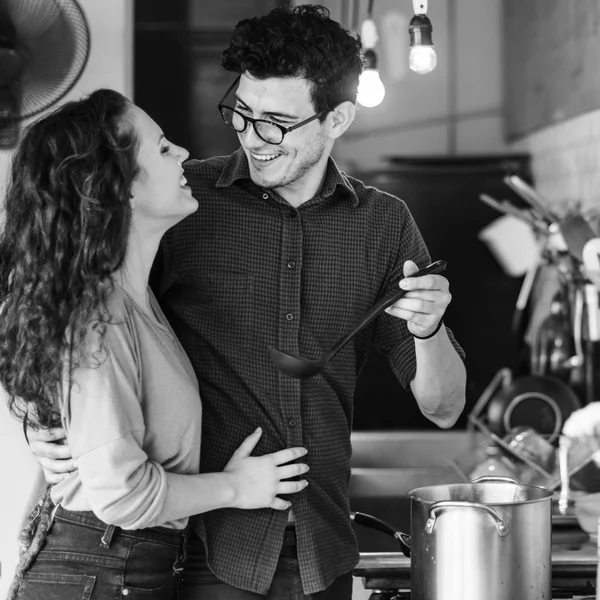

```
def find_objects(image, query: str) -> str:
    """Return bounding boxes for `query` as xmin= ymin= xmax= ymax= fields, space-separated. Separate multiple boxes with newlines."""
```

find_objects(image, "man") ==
xmin=28 ymin=5 xmax=466 ymax=599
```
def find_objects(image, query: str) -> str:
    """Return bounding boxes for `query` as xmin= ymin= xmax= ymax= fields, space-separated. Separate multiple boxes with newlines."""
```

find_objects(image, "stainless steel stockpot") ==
xmin=406 ymin=476 xmax=553 ymax=600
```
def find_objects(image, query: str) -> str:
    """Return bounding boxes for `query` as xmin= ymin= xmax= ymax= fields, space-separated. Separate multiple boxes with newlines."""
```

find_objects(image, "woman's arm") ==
xmin=75 ymin=429 xmax=308 ymax=529
xmin=61 ymin=306 xmax=307 ymax=529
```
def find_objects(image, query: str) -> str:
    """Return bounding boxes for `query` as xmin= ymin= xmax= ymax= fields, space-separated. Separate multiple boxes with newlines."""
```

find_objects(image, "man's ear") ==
xmin=328 ymin=101 xmax=356 ymax=139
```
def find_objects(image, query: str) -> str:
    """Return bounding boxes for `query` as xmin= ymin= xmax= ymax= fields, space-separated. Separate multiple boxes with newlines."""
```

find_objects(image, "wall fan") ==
xmin=0 ymin=0 xmax=90 ymax=148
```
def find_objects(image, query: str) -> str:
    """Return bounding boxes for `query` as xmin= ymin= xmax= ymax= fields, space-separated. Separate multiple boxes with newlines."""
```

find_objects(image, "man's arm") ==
xmin=385 ymin=260 xmax=466 ymax=428
xmin=410 ymin=328 xmax=466 ymax=428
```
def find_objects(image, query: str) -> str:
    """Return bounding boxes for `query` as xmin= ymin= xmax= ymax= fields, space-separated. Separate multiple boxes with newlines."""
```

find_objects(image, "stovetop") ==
xmin=354 ymin=524 xmax=598 ymax=598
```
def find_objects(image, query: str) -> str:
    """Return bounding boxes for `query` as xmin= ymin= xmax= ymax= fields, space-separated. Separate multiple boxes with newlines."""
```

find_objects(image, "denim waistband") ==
xmin=54 ymin=506 xmax=187 ymax=549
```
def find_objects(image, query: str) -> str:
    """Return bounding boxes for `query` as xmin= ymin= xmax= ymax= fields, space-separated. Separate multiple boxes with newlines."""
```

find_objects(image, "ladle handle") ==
xmin=328 ymin=260 xmax=448 ymax=356
xmin=425 ymin=501 xmax=508 ymax=537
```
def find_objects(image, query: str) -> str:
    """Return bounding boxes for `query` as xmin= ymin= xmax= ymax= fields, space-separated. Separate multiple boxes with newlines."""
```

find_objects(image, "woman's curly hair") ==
xmin=221 ymin=4 xmax=364 ymax=117
xmin=0 ymin=88 xmax=140 ymax=429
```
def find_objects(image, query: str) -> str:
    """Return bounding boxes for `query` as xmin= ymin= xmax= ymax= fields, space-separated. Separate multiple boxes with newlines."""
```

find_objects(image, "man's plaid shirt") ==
xmin=151 ymin=149 xmax=464 ymax=595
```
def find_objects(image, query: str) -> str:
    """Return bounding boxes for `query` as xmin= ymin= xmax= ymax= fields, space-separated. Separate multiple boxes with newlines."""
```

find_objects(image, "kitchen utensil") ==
xmin=547 ymin=435 xmax=600 ymax=491
xmin=502 ymin=426 xmax=556 ymax=473
xmin=478 ymin=193 xmax=545 ymax=231
xmin=532 ymin=289 xmax=575 ymax=381
xmin=503 ymin=174 xmax=557 ymax=225
xmin=559 ymin=435 xmax=571 ymax=515
xmin=511 ymin=234 xmax=548 ymax=336
xmin=504 ymin=175 xmax=596 ymax=262
xmin=408 ymin=477 xmax=552 ymax=600
xmin=582 ymin=238 xmax=600 ymax=291
xmin=479 ymin=193 xmax=531 ymax=224
xmin=478 ymin=213 xmax=540 ymax=277
xmin=268 ymin=259 xmax=447 ymax=379
xmin=354 ymin=477 xmax=553 ymax=600
xmin=501 ymin=177 xmax=592 ymax=346
xmin=468 ymin=410 xmax=600 ymax=490
xmin=468 ymin=441 xmax=519 ymax=480
xmin=351 ymin=511 xmax=411 ymax=556
xmin=484 ymin=371 xmax=581 ymax=442
xmin=584 ymin=282 xmax=600 ymax=404
xmin=568 ymin=283 xmax=586 ymax=374
xmin=558 ymin=214 xmax=598 ymax=262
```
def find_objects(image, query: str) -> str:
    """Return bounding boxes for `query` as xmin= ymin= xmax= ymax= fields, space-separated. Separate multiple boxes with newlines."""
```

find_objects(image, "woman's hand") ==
xmin=224 ymin=427 xmax=309 ymax=510
xmin=27 ymin=425 xmax=77 ymax=484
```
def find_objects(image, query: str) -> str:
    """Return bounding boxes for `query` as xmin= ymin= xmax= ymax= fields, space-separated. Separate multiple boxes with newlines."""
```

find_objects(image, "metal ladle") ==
xmin=268 ymin=259 xmax=447 ymax=379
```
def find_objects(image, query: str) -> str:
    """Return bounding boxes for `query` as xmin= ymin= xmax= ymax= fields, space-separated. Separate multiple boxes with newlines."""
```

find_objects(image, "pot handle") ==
xmin=425 ymin=501 xmax=509 ymax=537
xmin=350 ymin=511 xmax=412 ymax=558
xmin=470 ymin=475 xmax=521 ymax=485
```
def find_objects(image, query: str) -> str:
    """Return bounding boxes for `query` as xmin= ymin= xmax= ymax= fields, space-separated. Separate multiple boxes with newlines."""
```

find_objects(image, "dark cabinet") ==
xmin=353 ymin=155 xmax=533 ymax=430
xmin=134 ymin=0 xmax=288 ymax=159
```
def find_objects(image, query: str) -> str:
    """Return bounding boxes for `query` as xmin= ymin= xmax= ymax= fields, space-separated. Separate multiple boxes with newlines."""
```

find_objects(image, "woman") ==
xmin=0 ymin=89 xmax=309 ymax=600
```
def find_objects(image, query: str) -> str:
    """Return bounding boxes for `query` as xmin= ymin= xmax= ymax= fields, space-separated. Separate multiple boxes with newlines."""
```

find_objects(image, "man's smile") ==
xmin=250 ymin=151 xmax=281 ymax=163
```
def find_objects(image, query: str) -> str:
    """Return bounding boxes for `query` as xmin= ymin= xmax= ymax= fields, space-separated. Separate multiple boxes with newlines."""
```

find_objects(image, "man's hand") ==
xmin=28 ymin=425 xmax=76 ymax=484
xmin=385 ymin=260 xmax=451 ymax=338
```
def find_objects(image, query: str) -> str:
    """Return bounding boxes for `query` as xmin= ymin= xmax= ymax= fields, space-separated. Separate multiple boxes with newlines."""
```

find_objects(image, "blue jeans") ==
xmin=17 ymin=506 xmax=188 ymax=600
xmin=179 ymin=528 xmax=353 ymax=600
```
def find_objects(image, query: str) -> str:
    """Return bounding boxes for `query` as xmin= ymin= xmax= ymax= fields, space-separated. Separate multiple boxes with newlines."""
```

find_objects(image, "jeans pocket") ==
xmin=123 ymin=540 xmax=179 ymax=594
xmin=18 ymin=572 xmax=95 ymax=600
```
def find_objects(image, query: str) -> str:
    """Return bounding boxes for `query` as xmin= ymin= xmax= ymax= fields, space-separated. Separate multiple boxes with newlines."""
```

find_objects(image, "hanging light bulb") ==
xmin=409 ymin=40 xmax=437 ymax=74
xmin=357 ymin=49 xmax=386 ymax=108
xmin=360 ymin=18 xmax=379 ymax=49
xmin=409 ymin=0 xmax=437 ymax=75
xmin=357 ymin=0 xmax=385 ymax=108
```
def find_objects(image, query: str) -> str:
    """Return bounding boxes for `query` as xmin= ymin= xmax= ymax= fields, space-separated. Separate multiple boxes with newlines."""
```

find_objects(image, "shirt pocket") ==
xmin=175 ymin=271 xmax=255 ymax=350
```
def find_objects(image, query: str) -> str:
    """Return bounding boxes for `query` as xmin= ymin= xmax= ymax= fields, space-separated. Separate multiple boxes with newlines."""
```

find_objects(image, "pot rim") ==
xmin=407 ymin=482 xmax=554 ymax=505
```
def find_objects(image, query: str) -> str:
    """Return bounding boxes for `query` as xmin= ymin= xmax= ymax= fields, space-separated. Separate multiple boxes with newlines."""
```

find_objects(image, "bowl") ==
xmin=574 ymin=491 xmax=600 ymax=541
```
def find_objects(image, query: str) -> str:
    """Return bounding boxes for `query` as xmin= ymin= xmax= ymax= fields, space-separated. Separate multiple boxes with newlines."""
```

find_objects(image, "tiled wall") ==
xmin=511 ymin=108 xmax=600 ymax=221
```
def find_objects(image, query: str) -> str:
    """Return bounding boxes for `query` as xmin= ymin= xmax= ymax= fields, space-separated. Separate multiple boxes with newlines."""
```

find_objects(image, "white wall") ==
xmin=0 ymin=1 xmax=133 ymax=596
xmin=308 ymin=0 xmax=506 ymax=172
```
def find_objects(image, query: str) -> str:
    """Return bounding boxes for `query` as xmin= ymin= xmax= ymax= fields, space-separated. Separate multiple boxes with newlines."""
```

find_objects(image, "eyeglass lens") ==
xmin=221 ymin=107 xmax=283 ymax=144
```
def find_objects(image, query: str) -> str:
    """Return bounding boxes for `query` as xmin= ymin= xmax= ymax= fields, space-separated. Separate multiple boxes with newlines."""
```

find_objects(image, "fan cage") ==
xmin=1 ymin=0 xmax=91 ymax=121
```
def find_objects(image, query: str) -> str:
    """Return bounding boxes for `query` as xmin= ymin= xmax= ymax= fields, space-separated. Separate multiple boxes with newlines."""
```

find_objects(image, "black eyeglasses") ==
xmin=218 ymin=76 xmax=328 ymax=145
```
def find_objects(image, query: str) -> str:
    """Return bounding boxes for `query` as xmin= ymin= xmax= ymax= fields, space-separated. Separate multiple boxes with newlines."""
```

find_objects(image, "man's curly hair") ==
xmin=221 ymin=4 xmax=364 ymax=118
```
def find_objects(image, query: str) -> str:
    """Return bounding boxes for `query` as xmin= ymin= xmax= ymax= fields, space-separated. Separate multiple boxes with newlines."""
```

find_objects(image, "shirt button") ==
xmin=287 ymin=261 xmax=296 ymax=269
xmin=288 ymin=419 xmax=297 ymax=427
xmin=285 ymin=313 xmax=294 ymax=321
xmin=122 ymin=590 xmax=130 ymax=597
xmin=262 ymin=193 xmax=269 ymax=200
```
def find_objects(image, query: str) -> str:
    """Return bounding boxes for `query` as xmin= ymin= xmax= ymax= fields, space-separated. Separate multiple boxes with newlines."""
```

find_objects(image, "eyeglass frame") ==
xmin=217 ymin=75 xmax=329 ymax=145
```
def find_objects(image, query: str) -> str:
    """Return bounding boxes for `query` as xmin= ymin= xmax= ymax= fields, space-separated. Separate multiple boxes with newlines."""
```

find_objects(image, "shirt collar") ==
xmin=216 ymin=148 xmax=359 ymax=207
